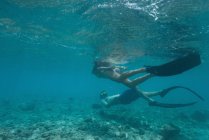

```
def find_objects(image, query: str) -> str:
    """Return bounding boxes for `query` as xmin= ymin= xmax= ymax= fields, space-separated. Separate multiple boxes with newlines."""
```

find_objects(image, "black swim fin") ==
xmin=162 ymin=86 xmax=204 ymax=101
xmin=146 ymin=51 xmax=201 ymax=76
xmin=149 ymin=101 xmax=197 ymax=108
xmin=148 ymin=85 xmax=204 ymax=108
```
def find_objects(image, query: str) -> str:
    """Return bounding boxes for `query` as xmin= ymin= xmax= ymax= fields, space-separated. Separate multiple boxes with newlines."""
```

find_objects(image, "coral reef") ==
xmin=160 ymin=123 xmax=180 ymax=140
xmin=191 ymin=110 xmax=209 ymax=122
xmin=0 ymin=100 xmax=209 ymax=140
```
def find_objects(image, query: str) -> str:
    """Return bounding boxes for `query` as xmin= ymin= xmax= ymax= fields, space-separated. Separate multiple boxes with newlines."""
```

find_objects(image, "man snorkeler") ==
xmin=100 ymin=86 xmax=200 ymax=108
xmin=99 ymin=88 xmax=171 ymax=107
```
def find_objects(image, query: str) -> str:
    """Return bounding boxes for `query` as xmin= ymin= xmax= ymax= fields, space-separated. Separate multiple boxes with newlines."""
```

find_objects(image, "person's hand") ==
xmin=121 ymin=66 xmax=127 ymax=70
xmin=114 ymin=66 xmax=127 ymax=72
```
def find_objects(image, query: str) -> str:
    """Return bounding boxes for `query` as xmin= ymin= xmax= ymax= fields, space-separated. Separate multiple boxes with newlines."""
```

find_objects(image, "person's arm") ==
xmin=119 ymin=67 xmax=147 ymax=80
xmin=97 ymin=66 xmax=113 ymax=71
xmin=114 ymin=66 xmax=127 ymax=70
xmin=113 ymin=66 xmax=127 ymax=73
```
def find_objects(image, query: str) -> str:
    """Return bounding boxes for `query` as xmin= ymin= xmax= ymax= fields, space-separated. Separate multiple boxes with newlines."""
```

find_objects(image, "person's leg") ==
xmin=128 ymin=73 xmax=154 ymax=87
xmin=143 ymin=86 xmax=180 ymax=97
xmin=143 ymin=91 xmax=165 ymax=97
xmin=119 ymin=67 xmax=146 ymax=80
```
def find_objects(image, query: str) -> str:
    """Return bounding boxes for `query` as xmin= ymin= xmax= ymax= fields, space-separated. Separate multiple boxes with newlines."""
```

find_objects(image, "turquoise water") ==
xmin=1 ymin=0 xmax=209 ymax=139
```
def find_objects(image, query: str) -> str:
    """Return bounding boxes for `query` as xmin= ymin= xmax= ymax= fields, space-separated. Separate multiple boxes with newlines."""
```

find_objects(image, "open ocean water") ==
xmin=0 ymin=0 xmax=209 ymax=140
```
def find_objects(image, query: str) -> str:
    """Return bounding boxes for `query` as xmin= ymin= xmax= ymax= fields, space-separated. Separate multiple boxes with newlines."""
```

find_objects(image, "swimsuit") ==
xmin=119 ymin=88 xmax=139 ymax=104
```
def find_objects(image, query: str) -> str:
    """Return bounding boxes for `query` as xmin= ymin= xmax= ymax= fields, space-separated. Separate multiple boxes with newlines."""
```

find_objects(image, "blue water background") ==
xmin=0 ymin=0 xmax=209 ymax=110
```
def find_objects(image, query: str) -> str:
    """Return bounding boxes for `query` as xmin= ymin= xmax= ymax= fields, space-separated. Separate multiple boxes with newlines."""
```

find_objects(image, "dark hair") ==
xmin=92 ymin=60 xmax=113 ymax=76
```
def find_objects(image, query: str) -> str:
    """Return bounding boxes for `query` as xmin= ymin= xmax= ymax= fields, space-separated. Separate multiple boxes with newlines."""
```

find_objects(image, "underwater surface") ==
xmin=0 ymin=0 xmax=209 ymax=139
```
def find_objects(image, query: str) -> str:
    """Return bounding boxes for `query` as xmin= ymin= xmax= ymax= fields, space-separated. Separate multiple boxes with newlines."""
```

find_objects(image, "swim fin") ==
xmin=146 ymin=51 xmax=201 ymax=76
xmin=148 ymin=85 xmax=204 ymax=108
xmin=149 ymin=101 xmax=197 ymax=108
xmin=161 ymin=86 xmax=204 ymax=101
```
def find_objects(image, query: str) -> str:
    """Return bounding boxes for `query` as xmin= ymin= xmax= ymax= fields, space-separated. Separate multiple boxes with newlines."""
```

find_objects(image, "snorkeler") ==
xmin=100 ymin=87 xmax=201 ymax=108
xmin=99 ymin=88 xmax=170 ymax=107
xmin=92 ymin=60 xmax=153 ymax=89
xmin=92 ymin=51 xmax=204 ymax=108
xmin=92 ymin=51 xmax=201 ymax=86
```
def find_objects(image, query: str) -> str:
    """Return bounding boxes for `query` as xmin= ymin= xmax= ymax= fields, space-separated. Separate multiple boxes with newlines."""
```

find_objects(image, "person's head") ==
xmin=100 ymin=90 xmax=108 ymax=99
xmin=92 ymin=60 xmax=113 ymax=77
